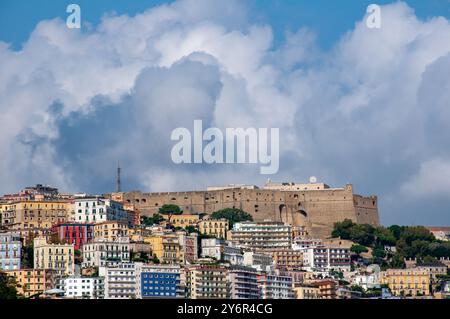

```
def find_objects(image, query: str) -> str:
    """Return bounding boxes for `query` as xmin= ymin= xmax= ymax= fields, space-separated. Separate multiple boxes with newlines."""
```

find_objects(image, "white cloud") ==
xmin=401 ymin=158 xmax=450 ymax=198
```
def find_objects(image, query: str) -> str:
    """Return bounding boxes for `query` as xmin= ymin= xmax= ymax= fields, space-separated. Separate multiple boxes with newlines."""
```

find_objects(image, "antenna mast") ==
xmin=116 ymin=161 xmax=121 ymax=193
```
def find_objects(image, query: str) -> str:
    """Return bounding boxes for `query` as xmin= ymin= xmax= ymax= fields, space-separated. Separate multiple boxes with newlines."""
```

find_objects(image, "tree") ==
xmin=351 ymin=244 xmax=369 ymax=255
xmin=332 ymin=220 xmax=375 ymax=246
xmin=388 ymin=225 xmax=404 ymax=240
xmin=185 ymin=225 xmax=200 ymax=234
xmin=372 ymin=246 xmax=387 ymax=261
xmin=400 ymin=226 xmax=435 ymax=245
xmin=349 ymin=224 xmax=375 ymax=246
xmin=152 ymin=255 xmax=160 ymax=264
xmin=210 ymin=208 xmax=253 ymax=229
xmin=332 ymin=219 xmax=355 ymax=239
xmin=0 ymin=273 xmax=18 ymax=299
xmin=141 ymin=213 xmax=165 ymax=226
xmin=22 ymin=244 xmax=34 ymax=269
xmin=74 ymin=249 xmax=82 ymax=265
xmin=158 ymin=205 xmax=182 ymax=223
xmin=390 ymin=253 xmax=406 ymax=269
xmin=350 ymin=285 xmax=365 ymax=294
xmin=374 ymin=227 xmax=396 ymax=246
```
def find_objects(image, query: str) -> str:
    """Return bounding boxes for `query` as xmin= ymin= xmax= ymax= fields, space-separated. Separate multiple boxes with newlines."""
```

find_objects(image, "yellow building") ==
xmin=294 ymin=285 xmax=321 ymax=299
xmin=381 ymin=268 xmax=431 ymax=296
xmin=171 ymin=214 xmax=200 ymax=228
xmin=94 ymin=221 xmax=129 ymax=241
xmin=0 ymin=200 xmax=69 ymax=230
xmin=199 ymin=219 xmax=229 ymax=239
xmin=146 ymin=235 xmax=182 ymax=264
xmin=5 ymin=269 xmax=57 ymax=298
xmin=34 ymin=237 xmax=74 ymax=275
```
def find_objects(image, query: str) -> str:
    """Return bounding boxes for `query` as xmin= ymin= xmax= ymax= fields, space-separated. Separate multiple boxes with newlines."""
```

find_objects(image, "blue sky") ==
xmin=1 ymin=0 xmax=450 ymax=50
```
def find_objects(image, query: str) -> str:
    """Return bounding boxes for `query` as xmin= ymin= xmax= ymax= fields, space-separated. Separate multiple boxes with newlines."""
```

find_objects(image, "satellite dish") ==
xmin=309 ymin=176 xmax=317 ymax=183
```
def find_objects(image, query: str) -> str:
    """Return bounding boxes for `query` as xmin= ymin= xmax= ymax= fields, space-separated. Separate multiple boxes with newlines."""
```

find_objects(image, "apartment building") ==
xmin=104 ymin=262 xmax=137 ymax=299
xmin=381 ymin=268 xmax=432 ymax=297
xmin=185 ymin=265 xmax=229 ymax=299
xmin=228 ymin=266 xmax=260 ymax=299
xmin=200 ymin=238 xmax=243 ymax=265
xmin=176 ymin=231 xmax=198 ymax=264
xmin=201 ymin=238 xmax=224 ymax=260
xmin=292 ymin=238 xmax=322 ymax=250
xmin=52 ymin=223 xmax=95 ymax=250
xmin=94 ymin=221 xmax=129 ymax=241
xmin=230 ymin=221 xmax=292 ymax=249
xmin=0 ymin=232 xmax=21 ymax=271
xmin=257 ymin=273 xmax=294 ymax=299
xmin=136 ymin=263 xmax=183 ymax=299
xmin=265 ymin=248 xmax=303 ymax=271
xmin=74 ymin=197 xmax=129 ymax=224
xmin=243 ymin=251 xmax=273 ymax=272
xmin=293 ymin=284 xmax=321 ymax=299
xmin=82 ymin=237 xmax=130 ymax=269
xmin=58 ymin=276 xmax=104 ymax=299
xmin=302 ymin=245 xmax=351 ymax=272
xmin=5 ymin=269 xmax=57 ymax=298
xmin=171 ymin=214 xmax=200 ymax=228
xmin=146 ymin=235 xmax=182 ymax=264
xmin=199 ymin=219 xmax=229 ymax=239
xmin=34 ymin=237 xmax=74 ymax=276
xmin=0 ymin=200 xmax=69 ymax=230
xmin=311 ymin=280 xmax=338 ymax=299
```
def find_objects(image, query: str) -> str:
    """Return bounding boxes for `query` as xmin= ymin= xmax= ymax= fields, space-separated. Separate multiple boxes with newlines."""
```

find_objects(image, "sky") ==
xmin=0 ymin=0 xmax=449 ymax=226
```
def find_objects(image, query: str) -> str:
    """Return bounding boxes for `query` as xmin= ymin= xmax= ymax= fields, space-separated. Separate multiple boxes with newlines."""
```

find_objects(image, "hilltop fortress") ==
xmin=111 ymin=179 xmax=379 ymax=239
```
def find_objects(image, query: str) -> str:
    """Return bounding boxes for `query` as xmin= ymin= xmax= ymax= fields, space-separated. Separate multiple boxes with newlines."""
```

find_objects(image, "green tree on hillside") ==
xmin=351 ymin=244 xmax=369 ymax=255
xmin=331 ymin=219 xmax=355 ymax=239
xmin=158 ymin=205 xmax=182 ymax=223
xmin=210 ymin=208 xmax=253 ymax=229
xmin=141 ymin=213 xmax=165 ymax=226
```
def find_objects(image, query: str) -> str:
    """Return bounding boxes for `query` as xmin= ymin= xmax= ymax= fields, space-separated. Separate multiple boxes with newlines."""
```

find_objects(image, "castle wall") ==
xmin=114 ymin=184 xmax=379 ymax=239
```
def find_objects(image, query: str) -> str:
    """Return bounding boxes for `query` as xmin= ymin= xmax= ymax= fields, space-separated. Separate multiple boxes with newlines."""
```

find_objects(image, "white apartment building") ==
xmin=59 ymin=276 xmax=104 ymax=299
xmin=302 ymin=245 xmax=351 ymax=272
xmin=258 ymin=273 xmax=294 ymax=299
xmin=292 ymin=238 xmax=323 ymax=250
xmin=82 ymin=237 xmax=130 ymax=269
xmin=243 ymin=251 xmax=273 ymax=272
xmin=223 ymin=245 xmax=244 ymax=266
xmin=231 ymin=221 xmax=292 ymax=249
xmin=74 ymin=197 xmax=129 ymax=224
xmin=353 ymin=273 xmax=381 ymax=290
xmin=201 ymin=238 xmax=244 ymax=265
xmin=0 ymin=232 xmax=21 ymax=271
xmin=104 ymin=262 xmax=137 ymax=299
xmin=201 ymin=238 xmax=224 ymax=260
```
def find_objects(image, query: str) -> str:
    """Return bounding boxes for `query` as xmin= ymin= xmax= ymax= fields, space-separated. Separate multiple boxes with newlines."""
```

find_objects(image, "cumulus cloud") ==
xmin=0 ymin=0 xmax=450 ymax=225
xmin=401 ymin=158 xmax=450 ymax=198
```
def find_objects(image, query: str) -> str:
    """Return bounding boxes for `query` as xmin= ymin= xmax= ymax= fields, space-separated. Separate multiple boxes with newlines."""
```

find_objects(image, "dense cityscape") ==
xmin=1 ymin=180 xmax=449 ymax=300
